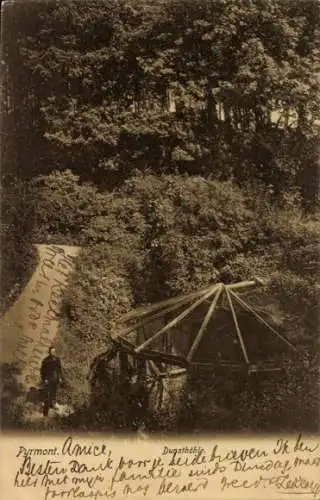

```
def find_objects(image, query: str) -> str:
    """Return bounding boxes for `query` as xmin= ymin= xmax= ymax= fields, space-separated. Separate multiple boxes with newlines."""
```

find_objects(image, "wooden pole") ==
xmin=135 ymin=285 xmax=219 ymax=353
xmin=229 ymin=290 xmax=297 ymax=351
xmin=187 ymin=285 xmax=223 ymax=361
xmin=120 ymin=283 xmax=216 ymax=322
xmin=149 ymin=360 xmax=161 ymax=376
xmin=165 ymin=367 xmax=187 ymax=378
xmin=147 ymin=379 xmax=157 ymax=394
xmin=226 ymin=280 xmax=261 ymax=291
xmin=225 ymin=286 xmax=250 ymax=364
xmin=116 ymin=287 xmax=215 ymax=340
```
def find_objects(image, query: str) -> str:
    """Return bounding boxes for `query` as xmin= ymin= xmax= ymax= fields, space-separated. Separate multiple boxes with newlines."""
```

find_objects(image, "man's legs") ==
xmin=43 ymin=383 xmax=58 ymax=415
xmin=43 ymin=385 xmax=50 ymax=417
xmin=49 ymin=382 xmax=58 ymax=408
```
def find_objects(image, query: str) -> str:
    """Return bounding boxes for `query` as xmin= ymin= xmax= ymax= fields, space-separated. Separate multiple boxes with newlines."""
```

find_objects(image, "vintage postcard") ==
xmin=0 ymin=0 xmax=319 ymax=498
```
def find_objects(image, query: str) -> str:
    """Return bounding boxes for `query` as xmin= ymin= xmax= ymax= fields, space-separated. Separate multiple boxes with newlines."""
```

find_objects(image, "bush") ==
xmin=0 ymin=182 xmax=38 ymax=314
xmin=1 ymin=363 xmax=26 ymax=429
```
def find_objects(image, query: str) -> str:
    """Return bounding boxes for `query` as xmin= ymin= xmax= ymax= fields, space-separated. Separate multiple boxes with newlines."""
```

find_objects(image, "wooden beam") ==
xmin=187 ymin=285 xmax=222 ymax=361
xmin=147 ymin=379 xmax=157 ymax=394
xmin=134 ymin=285 xmax=218 ymax=353
xmin=229 ymin=290 xmax=297 ymax=351
xmin=225 ymin=286 xmax=250 ymax=364
xmin=191 ymin=361 xmax=246 ymax=368
xmin=114 ymin=338 xmax=188 ymax=367
xmin=165 ymin=368 xmax=187 ymax=378
xmin=225 ymin=280 xmax=261 ymax=291
xmin=114 ymin=287 xmax=214 ymax=340
xmin=147 ymin=360 xmax=160 ymax=378
xmin=248 ymin=366 xmax=282 ymax=373
xmin=120 ymin=284 xmax=216 ymax=322
xmin=148 ymin=360 xmax=161 ymax=377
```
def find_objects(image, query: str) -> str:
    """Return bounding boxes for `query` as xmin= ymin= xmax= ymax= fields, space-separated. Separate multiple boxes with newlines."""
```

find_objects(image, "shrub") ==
xmin=0 ymin=182 xmax=38 ymax=314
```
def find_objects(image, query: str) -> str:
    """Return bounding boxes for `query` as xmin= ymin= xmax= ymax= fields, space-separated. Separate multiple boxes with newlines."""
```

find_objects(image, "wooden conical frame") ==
xmin=112 ymin=280 xmax=297 ymax=376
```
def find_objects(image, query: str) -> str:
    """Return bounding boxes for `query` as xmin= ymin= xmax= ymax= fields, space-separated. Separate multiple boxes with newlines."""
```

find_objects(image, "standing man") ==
xmin=40 ymin=346 xmax=63 ymax=417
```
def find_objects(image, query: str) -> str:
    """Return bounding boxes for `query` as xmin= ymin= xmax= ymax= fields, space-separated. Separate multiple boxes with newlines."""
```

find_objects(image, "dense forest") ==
xmin=1 ymin=0 xmax=319 ymax=432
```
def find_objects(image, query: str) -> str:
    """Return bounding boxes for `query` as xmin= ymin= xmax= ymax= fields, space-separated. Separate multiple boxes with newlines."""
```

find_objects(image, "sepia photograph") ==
xmin=1 ymin=0 xmax=319 ymax=439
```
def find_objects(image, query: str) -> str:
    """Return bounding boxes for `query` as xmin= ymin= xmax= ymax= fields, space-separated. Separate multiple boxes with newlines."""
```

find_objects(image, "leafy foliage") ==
xmin=2 ymin=0 xmax=319 ymax=201
xmin=0 ymin=182 xmax=38 ymax=314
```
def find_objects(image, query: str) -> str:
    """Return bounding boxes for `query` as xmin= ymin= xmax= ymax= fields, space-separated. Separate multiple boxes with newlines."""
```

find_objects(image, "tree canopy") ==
xmin=2 ymin=0 xmax=319 ymax=200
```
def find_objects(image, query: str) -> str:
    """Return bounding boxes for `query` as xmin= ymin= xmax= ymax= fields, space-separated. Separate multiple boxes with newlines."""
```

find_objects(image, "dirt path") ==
xmin=1 ymin=244 xmax=80 ymax=389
